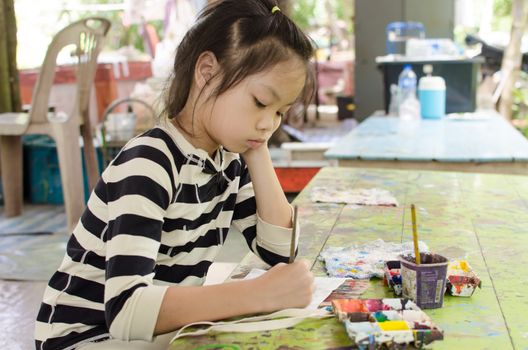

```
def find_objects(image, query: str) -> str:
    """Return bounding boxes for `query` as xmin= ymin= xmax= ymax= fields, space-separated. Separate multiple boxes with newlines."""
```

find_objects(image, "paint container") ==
xmin=383 ymin=260 xmax=402 ymax=296
xmin=446 ymin=260 xmax=482 ymax=297
xmin=332 ymin=299 xmax=369 ymax=321
xmin=338 ymin=298 xmax=444 ymax=348
xmin=400 ymin=253 xmax=448 ymax=309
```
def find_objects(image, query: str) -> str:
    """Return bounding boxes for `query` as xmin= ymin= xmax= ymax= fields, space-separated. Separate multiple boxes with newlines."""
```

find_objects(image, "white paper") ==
xmin=204 ymin=262 xmax=239 ymax=286
xmin=311 ymin=187 xmax=399 ymax=206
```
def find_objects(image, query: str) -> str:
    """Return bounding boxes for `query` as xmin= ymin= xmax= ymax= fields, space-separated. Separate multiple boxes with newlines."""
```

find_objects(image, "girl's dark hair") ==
xmin=163 ymin=0 xmax=315 ymax=121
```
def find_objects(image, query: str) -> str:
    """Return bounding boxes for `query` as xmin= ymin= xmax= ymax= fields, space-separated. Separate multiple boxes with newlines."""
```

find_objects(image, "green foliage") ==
xmin=492 ymin=0 xmax=513 ymax=32
xmin=332 ymin=0 xmax=354 ymax=33
xmin=59 ymin=0 xmax=163 ymax=53
xmin=291 ymin=0 xmax=353 ymax=33
xmin=291 ymin=0 xmax=317 ymax=30
xmin=493 ymin=0 xmax=513 ymax=18
xmin=114 ymin=21 xmax=163 ymax=53
xmin=512 ymin=71 xmax=528 ymax=137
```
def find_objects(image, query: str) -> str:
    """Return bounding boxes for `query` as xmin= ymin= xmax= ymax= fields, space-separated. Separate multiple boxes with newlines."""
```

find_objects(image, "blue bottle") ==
xmin=418 ymin=75 xmax=446 ymax=119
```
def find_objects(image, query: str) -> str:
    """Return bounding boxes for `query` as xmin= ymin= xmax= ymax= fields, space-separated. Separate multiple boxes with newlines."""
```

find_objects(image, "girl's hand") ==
xmin=240 ymin=140 xmax=270 ymax=167
xmin=253 ymin=260 xmax=315 ymax=312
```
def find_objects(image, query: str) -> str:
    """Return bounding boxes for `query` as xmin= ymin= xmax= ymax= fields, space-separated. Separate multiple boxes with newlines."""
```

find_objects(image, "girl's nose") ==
xmin=256 ymin=112 xmax=276 ymax=132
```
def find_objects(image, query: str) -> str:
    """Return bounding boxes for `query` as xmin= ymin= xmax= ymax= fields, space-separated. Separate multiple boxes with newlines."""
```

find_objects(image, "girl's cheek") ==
xmin=273 ymin=118 xmax=281 ymax=131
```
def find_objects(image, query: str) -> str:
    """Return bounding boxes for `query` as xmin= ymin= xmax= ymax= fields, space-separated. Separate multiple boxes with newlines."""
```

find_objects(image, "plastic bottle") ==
xmin=418 ymin=64 xmax=446 ymax=119
xmin=397 ymin=64 xmax=420 ymax=120
xmin=398 ymin=65 xmax=417 ymax=103
xmin=388 ymin=84 xmax=400 ymax=116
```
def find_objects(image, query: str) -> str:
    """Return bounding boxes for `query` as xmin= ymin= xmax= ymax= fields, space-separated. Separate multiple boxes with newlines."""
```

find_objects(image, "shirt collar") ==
xmin=158 ymin=120 xmax=240 ymax=173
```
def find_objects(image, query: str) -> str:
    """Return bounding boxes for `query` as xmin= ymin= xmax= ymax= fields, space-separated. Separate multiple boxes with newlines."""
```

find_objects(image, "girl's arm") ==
xmin=241 ymin=145 xmax=293 ymax=228
xmin=154 ymin=259 xmax=313 ymax=334
xmin=154 ymin=145 xmax=314 ymax=335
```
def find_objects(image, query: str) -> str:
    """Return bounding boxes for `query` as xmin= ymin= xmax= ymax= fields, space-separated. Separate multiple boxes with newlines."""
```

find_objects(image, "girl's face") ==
xmin=202 ymin=57 xmax=307 ymax=154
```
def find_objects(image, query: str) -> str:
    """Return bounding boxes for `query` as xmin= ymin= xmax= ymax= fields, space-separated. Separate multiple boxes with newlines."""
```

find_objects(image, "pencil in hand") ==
xmin=289 ymin=205 xmax=298 ymax=264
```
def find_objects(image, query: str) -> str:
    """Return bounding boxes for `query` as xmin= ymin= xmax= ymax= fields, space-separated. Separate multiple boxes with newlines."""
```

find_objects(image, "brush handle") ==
xmin=411 ymin=204 xmax=421 ymax=265
xmin=289 ymin=205 xmax=298 ymax=264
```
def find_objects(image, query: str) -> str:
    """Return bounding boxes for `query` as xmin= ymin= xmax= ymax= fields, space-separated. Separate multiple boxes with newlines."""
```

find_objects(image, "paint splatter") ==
xmin=319 ymin=239 xmax=429 ymax=279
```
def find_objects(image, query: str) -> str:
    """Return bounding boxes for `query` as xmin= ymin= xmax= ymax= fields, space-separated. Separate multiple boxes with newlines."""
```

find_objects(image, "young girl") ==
xmin=35 ymin=0 xmax=315 ymax=348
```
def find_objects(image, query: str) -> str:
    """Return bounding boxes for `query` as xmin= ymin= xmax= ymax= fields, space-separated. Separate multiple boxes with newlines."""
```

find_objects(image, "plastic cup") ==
xmin=400 ymin=253 xmax=448 ymax=309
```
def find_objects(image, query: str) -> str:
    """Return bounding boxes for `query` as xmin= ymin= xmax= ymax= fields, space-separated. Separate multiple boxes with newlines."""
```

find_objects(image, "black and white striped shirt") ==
xmin=35 ymin=121 xmax=294 ymax=349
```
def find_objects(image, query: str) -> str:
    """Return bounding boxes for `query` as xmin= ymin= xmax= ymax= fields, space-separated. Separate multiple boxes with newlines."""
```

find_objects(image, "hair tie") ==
xmin=271 ymin=5 xmax=281 ymax=14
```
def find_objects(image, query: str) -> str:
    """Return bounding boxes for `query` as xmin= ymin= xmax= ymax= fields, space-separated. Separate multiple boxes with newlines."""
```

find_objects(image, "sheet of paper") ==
xmin=311 ymin=187 xmax=399 ymax=206
xmin=243 ymin=268 xmax=346 ymax=310
xmin=204 ymin=262 xmax=239 ymax=285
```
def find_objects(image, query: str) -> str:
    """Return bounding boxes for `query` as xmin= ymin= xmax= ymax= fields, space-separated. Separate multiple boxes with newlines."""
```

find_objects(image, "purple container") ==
xmin=400 ymin=253 xmax=448 ymax=309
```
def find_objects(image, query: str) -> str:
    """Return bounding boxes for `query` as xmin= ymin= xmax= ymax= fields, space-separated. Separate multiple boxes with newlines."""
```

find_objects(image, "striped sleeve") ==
xmin=102 ymin=138 xmax=173 ymax=341
xmin=231 ymin=162 xmax=298 ymax=266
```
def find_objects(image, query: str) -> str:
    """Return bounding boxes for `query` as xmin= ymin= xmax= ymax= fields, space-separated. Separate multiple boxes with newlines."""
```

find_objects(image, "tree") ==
xmin=0 ymin=0 xmax=22 ymax=216
xmin=0 ymin=0 xmax=21 ymax=114
xmin=498 ymin=0 xmax=528 ymax=120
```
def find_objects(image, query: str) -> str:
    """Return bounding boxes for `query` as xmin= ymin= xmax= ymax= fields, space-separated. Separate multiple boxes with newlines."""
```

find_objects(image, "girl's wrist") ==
xmin=242 ymin=145 xmax=270 ymax=167
xmin=246 ymin=276 xmax=274 ymax=313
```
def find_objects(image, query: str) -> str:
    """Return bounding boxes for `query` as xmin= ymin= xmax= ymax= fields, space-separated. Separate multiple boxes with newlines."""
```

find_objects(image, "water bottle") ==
xmin=397 ymin=64 xmax=420 ymax=120
xmin=398 ymin=64 xmax=417 ymax=102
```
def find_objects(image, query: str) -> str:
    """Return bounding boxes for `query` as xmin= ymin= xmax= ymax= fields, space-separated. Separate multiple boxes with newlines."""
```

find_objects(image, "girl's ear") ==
xmin=194 ymin=51 xmax=219 ymax=89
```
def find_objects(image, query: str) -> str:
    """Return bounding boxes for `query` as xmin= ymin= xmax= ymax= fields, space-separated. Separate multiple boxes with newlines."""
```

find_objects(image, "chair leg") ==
xmin=51 ymin=119 xmax=85 ymax=233
xmin=81 ymin=124 xmax=100 ymax=193
xmin=0 ymin=135 xmax=23 ymax=217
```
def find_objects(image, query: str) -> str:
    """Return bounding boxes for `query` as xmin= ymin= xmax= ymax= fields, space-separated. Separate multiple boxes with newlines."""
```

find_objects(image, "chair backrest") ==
xmin=30 ymin=17 xmax=111 ymax=124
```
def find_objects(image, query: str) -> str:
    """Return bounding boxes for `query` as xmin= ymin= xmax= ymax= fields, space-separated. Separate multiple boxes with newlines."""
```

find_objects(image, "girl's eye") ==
xmin=254 ymin=97 xmax=266 ymax=108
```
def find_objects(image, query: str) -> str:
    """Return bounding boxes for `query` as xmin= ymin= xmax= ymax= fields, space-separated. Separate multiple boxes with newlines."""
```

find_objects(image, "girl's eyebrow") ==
xmin=260 ymin=84 xmax=297 ymax=106
xmin=260 ymin=84 xmax=280 ymax=100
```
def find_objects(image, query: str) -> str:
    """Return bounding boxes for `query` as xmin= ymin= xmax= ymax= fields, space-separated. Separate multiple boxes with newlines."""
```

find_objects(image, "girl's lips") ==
xmin=247 ymin=140 xmax=265 ymax=149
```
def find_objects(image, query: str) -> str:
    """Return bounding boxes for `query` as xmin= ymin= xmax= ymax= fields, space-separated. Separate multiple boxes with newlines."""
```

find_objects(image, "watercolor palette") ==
xmin=320 ymin=279 xmax=371 ymax=307
xmin=332 ymin=298 xmax=443 ymax=348
xmin=446 ymin=260 xmax=481 ymax=297
xmin=383 ymin=260 xmax=402 ymax=296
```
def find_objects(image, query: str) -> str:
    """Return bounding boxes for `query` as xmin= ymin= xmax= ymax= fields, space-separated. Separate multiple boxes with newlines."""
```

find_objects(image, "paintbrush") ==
xmin=289 ymin=205 xmax=298 ymax=264
xmin=411 ymin=204 xmax=421 ymax=265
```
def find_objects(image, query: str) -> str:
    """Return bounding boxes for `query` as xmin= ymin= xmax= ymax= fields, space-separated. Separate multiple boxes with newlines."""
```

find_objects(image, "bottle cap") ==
xmin=423 ymin=64 xmax=433 ymax=75
xmin=419 ymin=76 xmax=445 ymax=90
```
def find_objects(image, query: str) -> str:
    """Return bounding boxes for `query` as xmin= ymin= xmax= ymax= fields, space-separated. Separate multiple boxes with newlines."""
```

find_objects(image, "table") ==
xmin=325 ymin=111 xmax=528 ymax=174
xmin=170 ymin=166 xmax=528 ymax=349
xmin=376 ymin=56 xmax=483 ymax=114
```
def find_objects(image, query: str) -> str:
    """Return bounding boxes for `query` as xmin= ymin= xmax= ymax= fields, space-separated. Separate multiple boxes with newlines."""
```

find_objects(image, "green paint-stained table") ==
xmin=170 ymin=167 xmax=528 ymax=350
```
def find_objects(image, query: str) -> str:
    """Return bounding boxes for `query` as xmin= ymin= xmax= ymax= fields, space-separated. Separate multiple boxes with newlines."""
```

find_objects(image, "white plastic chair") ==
xmin=0 ymin=17 xmax=111 ymax=232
